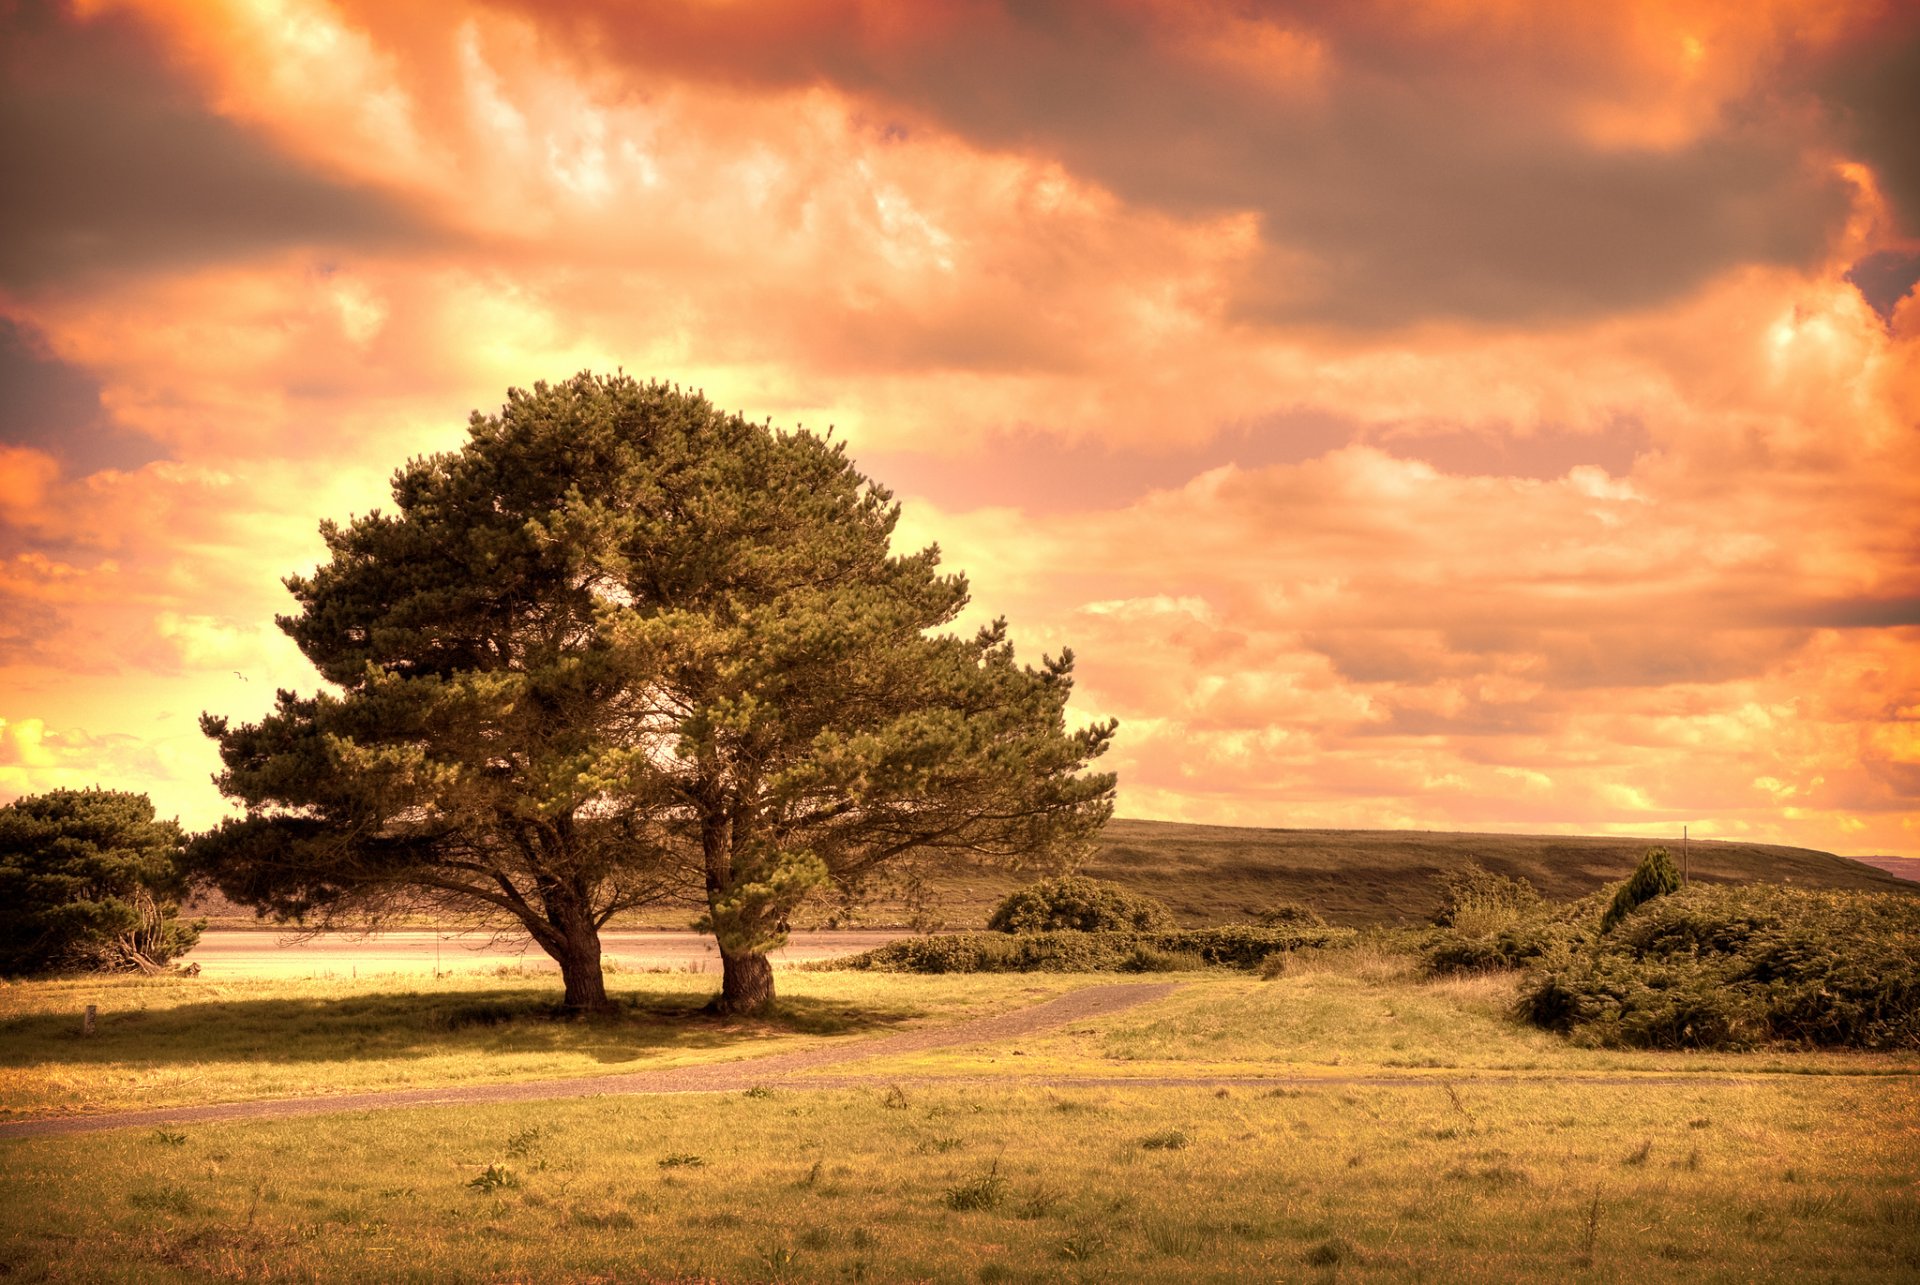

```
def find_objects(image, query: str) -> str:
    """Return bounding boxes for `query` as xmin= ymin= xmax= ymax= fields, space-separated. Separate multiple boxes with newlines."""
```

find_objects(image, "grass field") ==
xmin=3 ymin=947 xmax=1916 ymax=1282
xmin=0 ymin=969 xmax=1089 ymax=1119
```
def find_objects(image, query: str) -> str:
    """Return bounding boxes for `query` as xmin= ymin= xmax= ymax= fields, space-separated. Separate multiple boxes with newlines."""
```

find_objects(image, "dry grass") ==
xmin=0 ymin=968 xmax=1090 ymax=1119
xmin=3 ymin=946 xmax=1915 ymax=1282
xmin=824 ymin=944 xmax=1920 ymax=1081
xmin=2 ymin=1076 xmax=1914 ymax=1282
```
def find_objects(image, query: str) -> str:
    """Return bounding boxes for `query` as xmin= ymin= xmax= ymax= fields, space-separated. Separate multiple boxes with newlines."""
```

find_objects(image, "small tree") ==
xmin=0 ymin=789 xmax=201 ymax=975
xmin=1599 ymin=846 xmax=1684 ymax=933
xmin=196 ymin=374 xmax=1115 ymax=1014
xmin=986 ymin=875 xmax=1172 ymax=933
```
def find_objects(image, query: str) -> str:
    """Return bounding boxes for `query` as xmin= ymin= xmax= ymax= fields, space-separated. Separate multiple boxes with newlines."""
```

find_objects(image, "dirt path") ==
xmin=10 ymin=980 xmax=1912 ymax=1142
xmin=0 ymin=981 xmax=1181 ymax=1140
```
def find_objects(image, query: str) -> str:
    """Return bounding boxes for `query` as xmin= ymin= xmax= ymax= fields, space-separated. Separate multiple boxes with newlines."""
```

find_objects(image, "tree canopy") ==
xmin=0 ymin=788 xmax=200 ymax=976
xmin=196 ymin=374 xmax=1116 ymax=1012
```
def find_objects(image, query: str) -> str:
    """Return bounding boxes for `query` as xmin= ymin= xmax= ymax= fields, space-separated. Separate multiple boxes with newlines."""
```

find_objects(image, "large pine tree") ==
xmin=197 ymin=374 xmax=1115 ymax=1013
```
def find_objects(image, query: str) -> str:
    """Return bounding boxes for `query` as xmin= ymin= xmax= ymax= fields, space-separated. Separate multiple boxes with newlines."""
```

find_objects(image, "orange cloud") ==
xmin=2 ymin=0 xmax=1915 ymax=858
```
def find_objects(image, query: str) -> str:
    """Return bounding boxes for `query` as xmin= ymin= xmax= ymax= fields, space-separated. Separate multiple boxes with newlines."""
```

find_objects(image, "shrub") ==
xmin=0 ymin=789 xmax=202 ymax=976
xmin=836 ymin=925 xmax=1357 ymax=973
xmin=1425 ymin=910 xmax=1590 ymax=976
xmin=1118 ymin=944 xmax=1207 ymax=973
xmin=1251 ymin=900 xmax=1327 ymax=928
xmin=1424 ymin=882 xmax=1599 ymax=977
xmin=1599 ymin=846 xmax=1683 ymax=934
xmin=986 ymin=875 xmax=1174 ymax=933
xmin=1431 ymin=861 xmax=1541 ymax=931
xmin=1516 ymin=885 xmax=1920 ymax=1050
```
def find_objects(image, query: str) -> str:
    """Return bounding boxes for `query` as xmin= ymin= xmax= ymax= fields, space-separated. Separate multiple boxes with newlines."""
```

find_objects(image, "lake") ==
xmin=180 ymin=929 xmax=908 ymax=978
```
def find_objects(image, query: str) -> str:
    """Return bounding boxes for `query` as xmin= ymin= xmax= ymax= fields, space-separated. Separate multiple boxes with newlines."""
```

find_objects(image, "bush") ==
xmin=0 ymin=789 xmax=202 ymax=976
xmin=836 ymin=925 xmax=1357 ymax=974
xmin=1599 ymin=846 xmax=1683 ymax=934
xmin=1426 ymin=919 xmax=1569 ymax=975
xmin=1423 ymin=870 xmax=1596 ymax=977
xmin=1251 ymin=900 xmax=1327 ymax=928
xmin=1516 ymin=885 xmax=1920 ymax=1050
xmin=1431 ymin=861 xmax=1541 ymax=931
xmin=987 ymin=876 xmax=1174 ymax=933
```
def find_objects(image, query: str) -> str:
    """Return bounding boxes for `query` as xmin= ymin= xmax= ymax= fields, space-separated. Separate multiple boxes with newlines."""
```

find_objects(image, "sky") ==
xmin=2 ymin=0 xmax=1918 ymax=857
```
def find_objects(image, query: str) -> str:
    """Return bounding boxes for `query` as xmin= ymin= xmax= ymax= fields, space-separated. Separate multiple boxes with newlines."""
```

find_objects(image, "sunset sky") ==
xmin=2 ymin=0 xmax=1917 ymax=857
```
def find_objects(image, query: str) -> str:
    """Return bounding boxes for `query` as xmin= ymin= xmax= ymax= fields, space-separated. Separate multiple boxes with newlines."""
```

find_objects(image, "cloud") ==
xmin=1846 ymin=249 xmax=1920 ymax=323
xmin=0 ymin=2 xmax=432 ymax=291
xmin=0 ymin=0 xmax=1913 ymax=859
xmin=0 ymin=318 xmax=165 ymax=473
xmin=1818 ymin=9 xmax=1920 ymax=238
xmin=449 ymin=0 xmax=1872 ymax=329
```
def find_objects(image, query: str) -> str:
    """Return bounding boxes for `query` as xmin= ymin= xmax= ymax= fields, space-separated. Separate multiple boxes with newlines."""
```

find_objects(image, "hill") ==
xmin=188 ymin=819 xmax=1917 ymax=931
xmin=1853 ymin=854 xmax=1920 ymax=884
xmin=861 ymin=819 xmax=1919 ymax=930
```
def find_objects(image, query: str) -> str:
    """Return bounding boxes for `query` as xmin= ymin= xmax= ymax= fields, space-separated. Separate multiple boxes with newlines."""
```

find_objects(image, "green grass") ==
xmin=2 ymin=1076 xmax=1914 ymax=1282
xmin=0 ymin=968 xmax=1090 ymax=1119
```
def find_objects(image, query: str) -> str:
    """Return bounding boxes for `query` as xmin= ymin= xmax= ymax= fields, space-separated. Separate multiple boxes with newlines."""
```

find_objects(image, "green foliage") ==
xmin=1422 ymin=862 xmax=1592 ymax=977
xmin=0 ymin=789 xmax=201 ymax=976
xmin=194 ymin=374 xmax=1115 ymax=1013
xmin=986 ymin=875 xmax=1172 ymax=933
xmin=1251 ymin=899 xmax=1327 ymax=928
xmin=837 ymin=925 xmax=1357 ymax=973
xmin=1423 ymin=895 xmax=1598 ymax=976
xmin=1599 ymin=846 xmax=1683 ymax=933
xmin=1431 ymin=861 xmax=1541 ymax=931
xmin=1517 ymin=885 xmax=1920 ymax=1049
xmin=1117 ymin=944 xmax=1207 ymax=973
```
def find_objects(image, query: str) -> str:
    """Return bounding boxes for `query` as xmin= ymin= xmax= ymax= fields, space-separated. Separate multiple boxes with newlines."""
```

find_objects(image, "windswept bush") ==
xmin=1423 ymin=865 xmax=1582 ymax=976
xmin=1431 ymin=861 xmax=1541 ymax=931
xmin=986 ymin=876 xmax=1174 ymax=934
xmin=1251 ymin=900 xmax=1327 ymax=928
xmin=1598 ymin=846 xmax=1683 ymax=934
xmin=1424 ymin=911 xmax=1589 ymax=976
xmin=1517 ymin=885 xmax=1920 ymax=1050
xmin=836 ymin=925 xmax=1356 ymax=973
xmin=0 ymin=789 xmax=202 ymax=976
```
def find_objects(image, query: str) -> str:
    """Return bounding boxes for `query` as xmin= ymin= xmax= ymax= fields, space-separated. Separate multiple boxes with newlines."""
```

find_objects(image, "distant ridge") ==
xmin=1852 ymin=854 xmax=1920 ymax=884
xmin=191 ymin=819 xmax=1919 ymax=932
xmin=884 ymin=818 xmax=1920 ymax=930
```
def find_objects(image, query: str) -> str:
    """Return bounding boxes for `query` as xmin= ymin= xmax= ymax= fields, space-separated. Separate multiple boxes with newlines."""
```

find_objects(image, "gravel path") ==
xmin=0 ymin=981 xmax=1181 ymax=1140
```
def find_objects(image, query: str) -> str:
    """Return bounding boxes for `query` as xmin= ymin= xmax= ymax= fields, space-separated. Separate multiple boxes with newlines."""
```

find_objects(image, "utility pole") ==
xmin=1682 ymin=824 xmax=1689 ymax=884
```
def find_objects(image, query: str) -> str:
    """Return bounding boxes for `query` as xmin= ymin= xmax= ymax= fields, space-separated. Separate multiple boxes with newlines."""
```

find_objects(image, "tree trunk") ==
xmin=714 ymin=946 xmax=775 ymax=1016
xmin=547 ymin=923 xmax=613 ymax=1014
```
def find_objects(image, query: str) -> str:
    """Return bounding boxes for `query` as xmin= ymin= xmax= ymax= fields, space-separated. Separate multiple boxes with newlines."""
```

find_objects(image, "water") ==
xmin=180 ymin=929 xmax=908 ymax=978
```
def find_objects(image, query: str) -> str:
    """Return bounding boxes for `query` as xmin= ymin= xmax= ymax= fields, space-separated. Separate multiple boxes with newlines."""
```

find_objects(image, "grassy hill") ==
xmin=861 ymin=818 xmax=1919 ymax=930
xmin=189 ymin=819 xmax=1917 ymax=932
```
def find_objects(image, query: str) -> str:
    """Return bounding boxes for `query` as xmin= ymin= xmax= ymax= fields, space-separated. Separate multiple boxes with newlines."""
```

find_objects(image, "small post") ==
xmin=81 ymin=1004 xmax=96 ymax=1037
